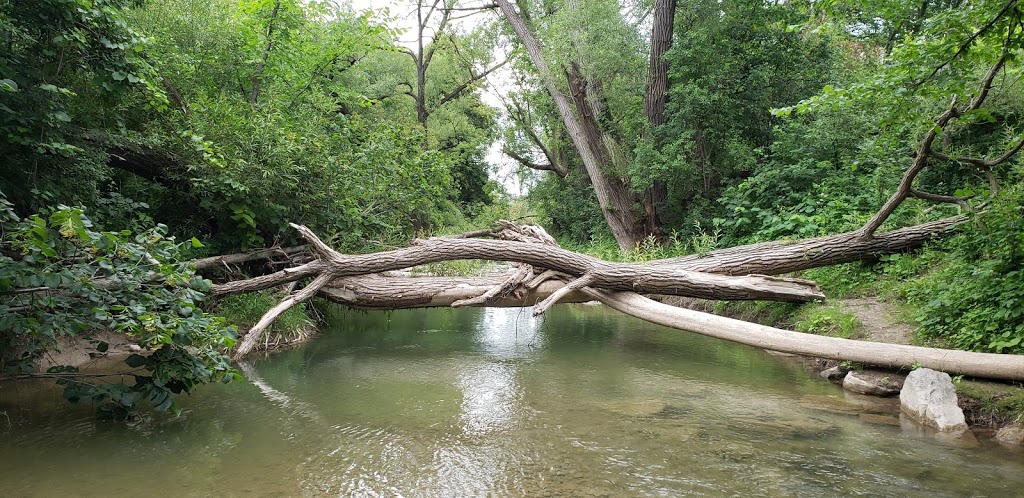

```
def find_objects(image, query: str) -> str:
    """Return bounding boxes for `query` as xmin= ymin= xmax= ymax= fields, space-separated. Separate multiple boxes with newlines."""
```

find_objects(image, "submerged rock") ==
xmin=842 ymin=370 xmax=902 ymax=397
xmin=995 ymin=425 xmax=1024 ymax=446
xmin=820 ymin=365 xmax=848 ymax=382
xmin=899 ymin=368 xmax=968 ymax=433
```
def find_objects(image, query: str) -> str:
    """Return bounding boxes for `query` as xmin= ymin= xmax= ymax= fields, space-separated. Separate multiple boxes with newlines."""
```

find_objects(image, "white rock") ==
xmin=899 ymin=368 xmax=968 ymax=432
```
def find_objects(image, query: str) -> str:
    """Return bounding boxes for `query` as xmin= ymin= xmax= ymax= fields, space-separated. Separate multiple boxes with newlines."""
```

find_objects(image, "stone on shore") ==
xmin=842 ymin=370 xmax=902 ymax=396
xmin=899 ymin=368 xmax=968 ymax=433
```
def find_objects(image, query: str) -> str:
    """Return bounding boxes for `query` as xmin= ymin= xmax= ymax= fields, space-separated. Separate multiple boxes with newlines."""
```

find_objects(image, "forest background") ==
xmin=1 ymin=0 xmax=1022 ymax=416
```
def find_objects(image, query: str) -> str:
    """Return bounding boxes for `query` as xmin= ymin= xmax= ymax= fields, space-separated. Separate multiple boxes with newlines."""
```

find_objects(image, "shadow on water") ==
xmin=2 ymin=305 xmax=1024 ymax=497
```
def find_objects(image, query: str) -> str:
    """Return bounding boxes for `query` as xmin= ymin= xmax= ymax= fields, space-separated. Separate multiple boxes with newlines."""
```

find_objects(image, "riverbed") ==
xmin=2 ymin=305 xmax=1022 ymax=496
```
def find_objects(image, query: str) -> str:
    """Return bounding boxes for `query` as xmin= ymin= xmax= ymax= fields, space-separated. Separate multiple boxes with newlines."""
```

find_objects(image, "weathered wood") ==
xmin=587 ymin=290 xmax=1024 ymax=381
xmin=213 ymin=226 xmax=824 ymax=303
xmin=305 ymin=274 xmax=1024 ymax=380
xmin=651 ymin=216 xmax=965 ymax=275
xmin=193 ymin=245 xmax=309 ymax=271
xmin=318 ymin=274 xmax=592 ymax=309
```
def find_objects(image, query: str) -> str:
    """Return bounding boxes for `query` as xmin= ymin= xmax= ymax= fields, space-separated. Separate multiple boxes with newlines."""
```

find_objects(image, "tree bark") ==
xmin=496 ymin=0 xmax=642 ymax=250
xmin=639 ymin=0 xmax=676 ymax=236
xmin=653 ymin=216 xmax=965 ymax=275
xmin=215 ymin=225 xmax=824 ymax=303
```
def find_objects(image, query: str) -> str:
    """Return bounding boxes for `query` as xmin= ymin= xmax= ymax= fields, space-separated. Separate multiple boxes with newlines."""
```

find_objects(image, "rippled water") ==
xmin=2 ymin=305 xmax=1023 ymax=497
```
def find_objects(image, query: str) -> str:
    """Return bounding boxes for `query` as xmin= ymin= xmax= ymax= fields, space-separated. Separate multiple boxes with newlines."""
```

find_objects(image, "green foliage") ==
xmin=801 ymin=263 xmax=881 ymax=299
xmin=0 ymin=0 xmax=164 ymax=211
xmin=956 ymin=380 xmax=1024 ymax=426
xmin=904 ymin=182 xmax=1024 ymax=354
xmin=0 ymin=194 xmax=238 ymax=417
xmin=795 ymin=304 xmax=861 ymax=339
xmin=215 ymin=290 xmax=313 ymax=340
xmin=638 ymin=0 xmax=836 ymax=231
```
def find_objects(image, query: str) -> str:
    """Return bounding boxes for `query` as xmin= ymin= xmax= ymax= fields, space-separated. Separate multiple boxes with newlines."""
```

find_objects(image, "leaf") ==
xmin=0 ymin=79 xmax=18 ymax=92
xmin=96 ymin=341 xmax=109 ymax=353
xmin=190 ymin=237 xmax=203 ymax=248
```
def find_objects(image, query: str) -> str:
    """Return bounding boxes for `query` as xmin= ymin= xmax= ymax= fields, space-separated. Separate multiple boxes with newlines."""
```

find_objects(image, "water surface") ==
xmin=2 ymin=305 xmax=1023 ymax=496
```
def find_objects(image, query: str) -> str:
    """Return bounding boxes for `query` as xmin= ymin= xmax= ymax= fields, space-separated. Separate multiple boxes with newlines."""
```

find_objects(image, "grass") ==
xmin=955 ymin=380 xmax=1024 ymax=427
xmin=214 ymin=290 xmax=316 ymax=348
xmin=794 ymin=303 xmax=862 ymax=339
xmin=410 ymin=259 xmax=495 ymax=277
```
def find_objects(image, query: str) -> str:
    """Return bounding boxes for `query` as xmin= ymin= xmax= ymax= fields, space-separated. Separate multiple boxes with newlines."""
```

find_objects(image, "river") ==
xmin=2 ymin=305 xmax=1023 ymax=496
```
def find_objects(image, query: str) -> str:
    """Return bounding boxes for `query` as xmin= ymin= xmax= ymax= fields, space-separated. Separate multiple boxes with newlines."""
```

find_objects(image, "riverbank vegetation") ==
xmin=2 ymin=0 xmax=1023 ymax=417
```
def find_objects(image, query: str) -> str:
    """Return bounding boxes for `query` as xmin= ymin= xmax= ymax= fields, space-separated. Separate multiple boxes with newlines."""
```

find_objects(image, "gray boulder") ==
xmin=995 ymin=425 xmax=1024 ymax=446
xmin=899 ymin=368 xmax=968 ymax=432
xmin=842 ymin=370 xmax=902 ymax=396
xmin=820 ymin=365 xmax=848 ymax=382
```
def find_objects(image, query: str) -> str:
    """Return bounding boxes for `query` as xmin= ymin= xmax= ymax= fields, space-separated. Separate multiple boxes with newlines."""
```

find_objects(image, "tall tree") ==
xmin=496 ymin=0 xmax=644 ymax=250
xmin=639 ymin=0 xmax=677 ymax=235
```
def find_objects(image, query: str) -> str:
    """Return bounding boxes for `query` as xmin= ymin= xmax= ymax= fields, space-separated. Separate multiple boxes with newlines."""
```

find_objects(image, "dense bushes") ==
xmin=903 ymin=181 xmax=1024 ymax=354
xmin=0 ymin=194 xmax=238 ymax=417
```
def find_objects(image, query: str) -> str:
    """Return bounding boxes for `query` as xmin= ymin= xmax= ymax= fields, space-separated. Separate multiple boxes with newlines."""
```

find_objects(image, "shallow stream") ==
xmin=2 ymin=306 xmax=1023 ymax=496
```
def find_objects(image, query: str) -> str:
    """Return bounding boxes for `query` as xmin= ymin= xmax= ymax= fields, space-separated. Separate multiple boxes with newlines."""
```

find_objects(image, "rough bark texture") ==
xmin=217 ymin=229 xmax=823 ymax=303
xmin=639 ymin=0 xmax=676 ymax=236
xmin=496 ymin=0 xmax=641 ymax=250
xmin=652 ymin=216 xmax=965 ymax=275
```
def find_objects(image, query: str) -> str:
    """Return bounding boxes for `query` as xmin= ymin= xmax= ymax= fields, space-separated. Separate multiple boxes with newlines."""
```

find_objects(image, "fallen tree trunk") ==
xmin=214 ymin=228 xmax=823 ymax=303
xmin=217 ymin=218 xmax=1024 ymax=383
xmin=587 ymin=290 xmax=1024 ymax=381
xmin=311 ymin=273 xmax=1024 ymax=381
xmin=319 ymin=274 xmax=591 ymax=309
xmin=651 ymin=216 xmax=966 ymax=275
xmin=194 ymin=245 xmax=310 ymax=271
xmin=226 ymin=224 xmax=824 ymax=358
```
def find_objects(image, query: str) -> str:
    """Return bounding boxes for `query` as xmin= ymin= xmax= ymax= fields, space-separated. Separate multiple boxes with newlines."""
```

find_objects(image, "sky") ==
xmin=355 ymin=0 xmax=530 ymax=197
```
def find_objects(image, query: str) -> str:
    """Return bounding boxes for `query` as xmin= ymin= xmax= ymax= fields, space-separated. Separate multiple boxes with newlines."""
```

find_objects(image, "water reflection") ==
xmin=2 ymin=306 xmax=1024 ymax=497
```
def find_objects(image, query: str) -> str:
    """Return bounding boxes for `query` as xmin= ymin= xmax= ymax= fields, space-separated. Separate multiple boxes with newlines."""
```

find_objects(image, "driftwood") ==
xmin=214 ymin=218 xmax=1024 ymax=381
xmin=226 ymin=223 xmax=825 ymax=358
xmin=306 ymin=274 xmax=1024 ymax=380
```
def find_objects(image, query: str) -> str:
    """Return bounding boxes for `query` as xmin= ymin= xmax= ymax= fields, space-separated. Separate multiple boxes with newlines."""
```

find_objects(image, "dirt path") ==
xmin=838 ymin=297 xmax=915 ymax=345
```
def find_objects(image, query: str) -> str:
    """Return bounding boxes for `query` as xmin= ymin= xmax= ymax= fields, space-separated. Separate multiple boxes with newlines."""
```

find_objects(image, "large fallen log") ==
xmin=218 ymin=217 xmax=1024 ymax=383
xmin=652 ymin=216 xmax=965 ymax=275
xmin=214 ymin=227 xmax=824 ymax=303
xmin=320 ymin=274 xmax=592 ymax=309
xmin=587 ymin=290 xmax=1024 ymax=381
xmin=298 ymin=272 xmax=1024 ymax=381
xmin=226 ymin=224 xmax=824 ymax=358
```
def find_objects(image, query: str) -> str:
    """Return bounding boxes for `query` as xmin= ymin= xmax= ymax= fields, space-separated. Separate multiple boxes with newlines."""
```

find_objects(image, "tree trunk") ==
xmin=640 ymin=0 xmax=676 ymax=236
xmin=652 ymin=216 xmax=965 ymax=275
xmin=213 ymin=226 xmax=824 ymax=303
xmin=496 ymin=0 xmax=642 ymax=251
xmin=589 ymin=290 xmax=1024 ymax=381
xmin=217 ymin=220 xmax=1024 ymax=380
xmin=250 ymin=0 xmax=282 ymax=105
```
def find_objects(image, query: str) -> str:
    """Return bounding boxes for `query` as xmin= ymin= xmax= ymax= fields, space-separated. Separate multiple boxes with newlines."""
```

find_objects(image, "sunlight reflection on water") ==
xmin=2 ymin=306 xmax=1024 ymax=497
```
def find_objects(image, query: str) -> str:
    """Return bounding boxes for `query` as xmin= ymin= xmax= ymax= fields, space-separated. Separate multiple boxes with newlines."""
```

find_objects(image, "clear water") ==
xmin=2 ymin=305 xmax=1023 ymax=497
